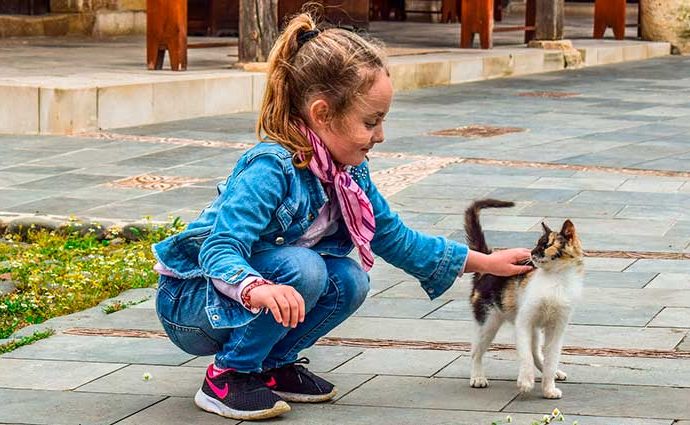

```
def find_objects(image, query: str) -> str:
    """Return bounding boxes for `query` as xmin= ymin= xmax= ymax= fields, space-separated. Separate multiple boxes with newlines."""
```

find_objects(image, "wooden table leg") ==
xmin=460 ymin=0 xmax=494 ymax=49
xmin=594 ymin=0 xmax=626 ymax=40
xmin=146 ymin=0 xmax=188 ymax=71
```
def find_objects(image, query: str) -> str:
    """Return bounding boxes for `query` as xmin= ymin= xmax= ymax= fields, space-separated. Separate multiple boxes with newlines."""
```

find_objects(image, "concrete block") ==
xmin=0 ymin=85 xmax=39 ymax=135
xmin=98 ymin=83 xmax=154 ymax=129
xmin=204 ymin=75 xmax=253 ymax=116
xmin=483 ymin=55 xmax=514 ymax=79
xmin=252 ymin=72 xmax=267 ymax=111
xmin=450 ymin=57 xmax=484 ymax=84
xmin=597 ymin=46 xmax=625 ymax=65
xmin=153 ymin=79 xmax=206 ymax=123
xmin=512 ymin=51 xmax=545 ymax=75
xmin=542 ymin=51 xmax=566 ymax=72
xmin=389 ymin=62 xmax=417 ymax=91
xmin=39 ymin=87 xmax=98 ymax=135
xmin=578 ymin=47 xmax=598 ymax=67
xmin=93 ymin=10 xmax=143 ymax=36
xmin=415 ymin=61 xmax=450 ymax=88
xmin=647 ymin=42 xmax=672 ymax=58
xmin=623 ymin=44 xmax=649 ymax=62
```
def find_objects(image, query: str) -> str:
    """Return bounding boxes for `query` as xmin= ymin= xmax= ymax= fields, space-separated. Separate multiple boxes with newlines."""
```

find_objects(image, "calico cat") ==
xmin=465 ymin=199 xmax=584 ymax=399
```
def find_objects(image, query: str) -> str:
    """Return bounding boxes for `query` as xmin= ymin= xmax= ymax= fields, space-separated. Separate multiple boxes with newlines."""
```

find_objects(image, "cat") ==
xmin=464 ymin=199 xmax=584 ymax=399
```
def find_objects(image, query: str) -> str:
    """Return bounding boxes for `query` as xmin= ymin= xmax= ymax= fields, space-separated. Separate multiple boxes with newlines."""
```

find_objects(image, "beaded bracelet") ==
xmin=240 ymin=279 xmax=273 ymax=310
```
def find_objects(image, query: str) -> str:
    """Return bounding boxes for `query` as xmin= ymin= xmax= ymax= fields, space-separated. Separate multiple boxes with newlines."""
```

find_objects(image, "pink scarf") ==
xmin=301 ymin=126 xmax=375 ymax=271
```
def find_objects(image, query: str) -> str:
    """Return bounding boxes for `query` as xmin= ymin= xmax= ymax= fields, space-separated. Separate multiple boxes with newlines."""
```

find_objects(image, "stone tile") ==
xmin=437 ymin=351 xmax=690 ymax=388
xmin=512 ymin=51 xmax=545 ymax=76
xmin=647 ymin=42 xmax=672 ymax=57
xmin=266 ymin=404 xmax=672 ymax=425
xmin=487 ymin=187 xmax=580 ymax=203
xmin=626 ymin=259 xmax=690 ymax=274
xmin=437 ymin=214 xmax=542 ymax=232
xmin=375 ymin=277 xmax=472 ymax=300
xmin=332 ymin=348 xmax=461 ymax=377
xmin=648 ymin=307 xmax=690 ymax=328
xmin=355 ymin=297 xmax=449 ymax=319
xmin=596 ymin=47 xmax=625 ymax=65
xmin=505 ymin=383 xmax=690 ymax=420
xmin=76 ymin=364 xmax=203 ymax=396
xmin=0 ymin=358 xmax=124 ymax=390
xmin=583 ymin=257 xmax=636 ymax=271
xmin=616 ymin=204 xmax=690 ymax=220
xmin=116 ymin=396 xmax=240 ymax=425
xmin=584 ymin=287 xmax=690 ymax=308
xmin=338 ymin=375 xmax=517 ymax=411
xmin=645 ymin=273 xmax=690 ymax=289
xmin=299 ymin=346 xmax=365 ymax=373
xmin=389 ymin=62 xmax=417 ymax=91
xmin=483 ymin=55 xmax=514 ymax=79
xmin=0 ymin=85 xmax=39 ymax=134
xmin=416 ymin=61 xmax=450 ymax=88
xmin=520 ymin=201 xmax=625 ymax=219
xmin=0 ymin=388 xmax=162 ymax=425
xmin=39 ymin=87 xmax=98 ymax=134
xmin=329 ymin=316 xmax=685 ymax=350
xmin=7 ymin=195 xmax=116 ymax=215
xmin=2 ymin=335 xmax=194 ymax=366
xmin=87 ymin=308 xmax=163 ymax=332
xmin=617 ymin=178 xmax=685 ymax=193
xmin=528 ymin=176 xmax=625 ymax=191
xmin=98 ymin=83 xmax=154 ymax=129
xmin=622 ymin=44 xmax=649 ymax=62
xmin=251 ymin=72 xmax=266 ymax=111
xmin=12 ymin=173 xmax=120 ymax=191
xmin=585 ymin=270 xmax=657 ymax=288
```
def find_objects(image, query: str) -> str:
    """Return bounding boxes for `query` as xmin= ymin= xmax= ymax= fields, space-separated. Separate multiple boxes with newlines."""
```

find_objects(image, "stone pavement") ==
xmin=1 ymin=56 xmax=690 ymax=424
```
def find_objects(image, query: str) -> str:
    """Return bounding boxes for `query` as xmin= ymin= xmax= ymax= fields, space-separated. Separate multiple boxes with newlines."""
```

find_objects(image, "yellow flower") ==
xmin=142 ymin=372 xmax=152 ymax=381
xmin=552 ymin=408 xmax=560 ymax=417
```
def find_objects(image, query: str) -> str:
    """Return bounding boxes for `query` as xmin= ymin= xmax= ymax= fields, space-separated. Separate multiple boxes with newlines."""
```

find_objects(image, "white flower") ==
xmin=142 ymin=372 xmax=152 ymax=381
xmin=505 ymin=416 xmax=512 ymax=423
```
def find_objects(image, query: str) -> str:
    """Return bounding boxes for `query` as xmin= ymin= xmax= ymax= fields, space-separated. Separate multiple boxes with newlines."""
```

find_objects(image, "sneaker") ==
xmin=194 ymin=365 xmax=291 ymax=420
xmin=261 ymin=357 xmax=337 ymax=403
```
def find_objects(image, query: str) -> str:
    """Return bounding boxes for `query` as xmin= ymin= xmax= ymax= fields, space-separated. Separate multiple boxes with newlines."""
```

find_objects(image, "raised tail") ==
xmin=464 ymin=199 xmax=515 ymax=254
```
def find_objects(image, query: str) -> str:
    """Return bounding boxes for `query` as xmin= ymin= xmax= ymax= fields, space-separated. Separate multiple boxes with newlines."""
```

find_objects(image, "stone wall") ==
xmin=641 ymin=0 xmax=690 ymax=54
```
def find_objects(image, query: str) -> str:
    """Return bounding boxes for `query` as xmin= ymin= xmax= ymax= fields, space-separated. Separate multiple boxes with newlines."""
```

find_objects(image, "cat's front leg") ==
xmin=541 ymin=317 xmax=569 ymax=399
xmin=515 ymin=314 xmax=535 ymax=393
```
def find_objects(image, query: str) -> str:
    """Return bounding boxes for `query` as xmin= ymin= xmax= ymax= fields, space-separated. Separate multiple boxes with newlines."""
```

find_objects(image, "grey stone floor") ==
xmin=1 ymin=56 xmax=690 ymax=424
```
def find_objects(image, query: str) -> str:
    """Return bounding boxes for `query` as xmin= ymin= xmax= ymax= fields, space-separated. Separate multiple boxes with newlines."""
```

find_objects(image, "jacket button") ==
xmin=211 ymin=314 xmax=220 ymax=321
xmin=275 ymin=236 xmax=285 ymax=245
xmin=308 ymin=213 xmax=315 ymax=221
xmin=427 ymin=288 xmax=435 ymax=294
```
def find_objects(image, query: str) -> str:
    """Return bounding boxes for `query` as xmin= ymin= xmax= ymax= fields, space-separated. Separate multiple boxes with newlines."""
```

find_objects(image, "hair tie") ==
xmin=297 ymin=29 xmax=320 ymax=47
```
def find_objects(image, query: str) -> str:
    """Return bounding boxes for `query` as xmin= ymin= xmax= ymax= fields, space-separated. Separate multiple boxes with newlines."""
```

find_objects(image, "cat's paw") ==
xmin=470 ymin=376 xmax=489 ymax=388
xmin=542 ymin=386 xmax=562 ymax=399
xmin=555 ymin=370 xmax=567 ymax=381
xmin=517 ymin=370 xmax=535 ymax=393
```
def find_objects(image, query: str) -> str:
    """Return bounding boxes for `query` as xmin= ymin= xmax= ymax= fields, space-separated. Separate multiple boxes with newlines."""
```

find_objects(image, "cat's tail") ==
xmin=464 ymin=199 xmax=515 ymax=254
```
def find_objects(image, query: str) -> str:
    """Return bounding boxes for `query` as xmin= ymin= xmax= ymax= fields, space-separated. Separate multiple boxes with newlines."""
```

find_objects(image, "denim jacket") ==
xmin=153 ymin=142 xmax=468 ymax=329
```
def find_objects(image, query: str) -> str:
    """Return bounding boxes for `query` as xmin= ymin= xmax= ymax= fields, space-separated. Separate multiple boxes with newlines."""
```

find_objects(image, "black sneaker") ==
xmin=194 ymin=365 xmax=291 ymax=420
xmin=261 ymin=357 xmax=337 ymax=403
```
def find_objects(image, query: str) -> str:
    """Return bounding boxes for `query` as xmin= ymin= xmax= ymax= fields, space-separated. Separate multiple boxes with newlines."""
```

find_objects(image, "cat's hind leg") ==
xmin=531 ymin=328 xmax=567 ymax=381
xmin=470 ymin=310 xmax=503 ymax=388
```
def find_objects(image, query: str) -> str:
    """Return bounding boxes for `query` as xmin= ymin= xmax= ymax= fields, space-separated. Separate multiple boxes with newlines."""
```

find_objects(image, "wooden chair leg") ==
xmin=524 ymin=0 xmax=536 ymax=43
xmin=146 ymin=0 xmax=188 ymax=71
xmin=460 ymin=0 xmax=493 ymax=49
xmin=594 ymin=0 xmax=626 ymax=40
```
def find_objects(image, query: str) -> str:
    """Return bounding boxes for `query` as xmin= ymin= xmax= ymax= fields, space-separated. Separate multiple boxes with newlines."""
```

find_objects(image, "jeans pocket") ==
xmin=159 ymin=315 xmax=221 ymax=356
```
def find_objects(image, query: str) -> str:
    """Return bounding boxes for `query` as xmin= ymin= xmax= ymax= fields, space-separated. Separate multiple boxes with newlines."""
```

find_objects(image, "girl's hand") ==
xmin=248 ymin=284 xmax=306 ymax=328
xmin=465 ymin=248 xmax=533 ymax=276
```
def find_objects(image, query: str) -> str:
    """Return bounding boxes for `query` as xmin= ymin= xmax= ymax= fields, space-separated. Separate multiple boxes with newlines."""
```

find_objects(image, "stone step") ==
xmin=0 ymin=10 xmax=144 ymax=37
xmin=0 ymin=40 xmax=671 ymax=135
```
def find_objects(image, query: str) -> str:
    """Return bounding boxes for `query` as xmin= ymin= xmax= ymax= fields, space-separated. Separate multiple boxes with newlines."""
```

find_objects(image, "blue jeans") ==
xmin=156 ymin=247 xmax=370 ymax=373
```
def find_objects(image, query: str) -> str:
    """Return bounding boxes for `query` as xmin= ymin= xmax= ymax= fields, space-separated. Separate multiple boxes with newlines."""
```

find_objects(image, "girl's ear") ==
xmin=308 ymin=99 xmax=331 ymax=129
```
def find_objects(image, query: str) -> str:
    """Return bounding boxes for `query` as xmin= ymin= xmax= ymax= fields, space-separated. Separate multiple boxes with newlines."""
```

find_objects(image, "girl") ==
xmin=153 ymin=11 xmax=532 ymax=421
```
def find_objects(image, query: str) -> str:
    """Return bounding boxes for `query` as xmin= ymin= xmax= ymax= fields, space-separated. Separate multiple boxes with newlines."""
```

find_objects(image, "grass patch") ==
xmin=102 ymin=299 xmax=148 ymax=314
xmin=0 ymin=329 xmax=55 ymax=354
xmin=0 ymin=218 xmax=184 ymax=339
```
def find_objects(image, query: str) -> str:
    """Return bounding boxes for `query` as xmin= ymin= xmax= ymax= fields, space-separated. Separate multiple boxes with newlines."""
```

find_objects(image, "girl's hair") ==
xmin=257 ymin=8 xmax=388 ymax=167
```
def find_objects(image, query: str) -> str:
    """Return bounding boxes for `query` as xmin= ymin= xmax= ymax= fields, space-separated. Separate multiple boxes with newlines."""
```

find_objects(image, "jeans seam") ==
xmin=270 ymin=276 xmax=341 ymax=368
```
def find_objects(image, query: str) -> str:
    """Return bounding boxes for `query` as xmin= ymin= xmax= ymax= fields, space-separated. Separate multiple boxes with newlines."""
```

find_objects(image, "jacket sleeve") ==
xmin=361 ymin=163 xmax=469 ymax=299
xmin=198 ymin=153 xmax=290 ymax=285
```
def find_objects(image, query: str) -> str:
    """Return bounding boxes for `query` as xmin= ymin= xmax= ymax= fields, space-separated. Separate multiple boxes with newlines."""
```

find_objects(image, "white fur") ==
xmin=470 ymin=264 xmax=583 ymax=399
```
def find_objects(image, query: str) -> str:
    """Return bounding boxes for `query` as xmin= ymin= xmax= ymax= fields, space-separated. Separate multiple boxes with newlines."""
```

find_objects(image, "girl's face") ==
xmin=308 ymin=69 xmax=393 ymax=166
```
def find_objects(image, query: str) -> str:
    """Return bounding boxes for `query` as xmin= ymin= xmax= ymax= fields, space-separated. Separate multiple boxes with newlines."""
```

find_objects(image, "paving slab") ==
xmin=0 ymin=358 xmax=124 ymax=391
xmin=332 ymin=348 xmax=461 ymax=377
xmin=1 ymin=335 xmax=193 ymax=365
xmin=436 ymin=351 xmax=690 ymax=388
xmin=0 ymin=388 xmax=162 ymax=425
xmin=116 ymin=397 xmax=241 ymax=425
xmin=648 ymin=307 xmax=690 ymax=328
xmin=505 ymin=383 xmax=690 ymax=420
xmin=337 ymin=375 xmax=516 ymax=411
xmin=645 ymin=273 xmax=690 ymax=289
xmin=261 ymin=404 xmax=673 ymax=425
xmin=582 ymin=257 xmax=637 ymax=271
xmin=355 ymin=297 xmax=449 ymax=319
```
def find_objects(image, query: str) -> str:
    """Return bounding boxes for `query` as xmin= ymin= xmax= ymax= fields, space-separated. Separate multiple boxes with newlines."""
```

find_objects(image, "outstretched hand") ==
xmin=465 ymin=248 xmax=533 ymax=276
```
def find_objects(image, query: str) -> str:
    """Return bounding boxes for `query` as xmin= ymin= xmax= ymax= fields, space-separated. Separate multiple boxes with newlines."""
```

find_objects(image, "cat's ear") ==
xmin=541 ymin=222 xmax=552 ymax=234
xmin=560 ymin=219 xmax=576 ymax=241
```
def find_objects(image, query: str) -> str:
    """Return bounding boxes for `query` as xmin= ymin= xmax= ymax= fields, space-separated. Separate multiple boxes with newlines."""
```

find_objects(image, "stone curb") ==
xmin=0 ymin=212 xmax=170 ymax=242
